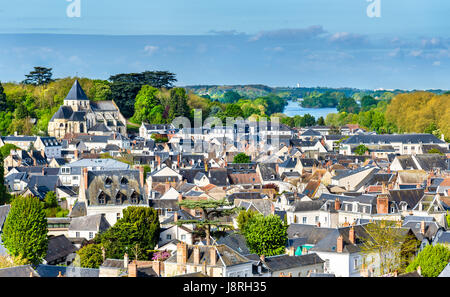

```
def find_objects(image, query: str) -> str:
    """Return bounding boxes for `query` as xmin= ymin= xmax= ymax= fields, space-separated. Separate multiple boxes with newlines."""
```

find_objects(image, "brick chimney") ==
xmin=139 ymin=166 xmax=145 ymax=187
xmin=178 ymin=193 xmax=183 ymax=203
xmin=83 ymin=168 xmax=89 ymax=190
xmin=337 ymin=235 xmax=344 ymax=253
xmin=209 ymin=246 xmax=216 ymax=266
xmin=157 ymin=155 xmax=161 ymax=168
xmin=193 ymin=246 xmax=200 ymax=265
xmin=177 ymin=242 xmax=187 ymax=264
xmin=74 ymin=149 xmax=79 ymax=160
xmin=174 ymin=211 xmax=178 ymax=223
xmin=420 ymin=221 xmax=425 ymax=235
xmin=128 ymin=260 xmax=137 ymax=277
xmin=376 ymin=195 xmax=389 ymax=214
xmin=335 ymin=198 xmax=341 ymax=211
xmin=349 ymin=226 xmax=355 ymax=244
xmin=124 ymin=253 xmax=129 ymax=270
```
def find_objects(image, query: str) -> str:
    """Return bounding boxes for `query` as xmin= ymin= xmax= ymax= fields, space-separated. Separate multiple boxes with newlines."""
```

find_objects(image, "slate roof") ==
xmin=69 ymin=214 xmax=111 ymax=232
xmin=414 ymin=154 xmax=448 ymax=171
xmin=389 ymin=189 xmax=425 ymax=209
xmin=65 ymin=80 xmax=89 ymax=100
xmin=258 ymin=163 xmax=281 ymax=181
xmin=262 ymin=253 xmax=324 ymax=272
xmin=69 ymin=111 xmax=87 ymax=122
xmin=216 ymin=231 xmax=251 ymax=256
xmin=161 ymin=210 xmax=198 ymax=225
xmin=50 ymin=106 xmax=73 ymax=121
xmin=291 ymin=200 xmax=326 ymax=212
xmin=343 ymin=134 xmax=445 ymax=145
xmin=207 ymin=168 xmax=229 ymax=187
xmin=301 ymin=129 xmax=322 ymax=136
xmin=45 ymin=235 xmax=78 ymax=263
xmin=287 ymin=224 xmax=336 ymax=245
xmin=0 ymin=265 xmax=40 ymax=277
xmin=36 ymin=264 xmax=99 ymax=277
xmin=69 ymin=201 xmax=87 ymax=218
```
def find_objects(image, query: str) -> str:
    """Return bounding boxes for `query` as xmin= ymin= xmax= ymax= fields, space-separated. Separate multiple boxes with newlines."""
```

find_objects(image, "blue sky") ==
xmin=0 ymin=0 xmax=449 ymax=89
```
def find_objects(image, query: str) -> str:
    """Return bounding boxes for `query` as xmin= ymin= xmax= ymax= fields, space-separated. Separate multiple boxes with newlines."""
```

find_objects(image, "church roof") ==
xmin=51 ymin=106 xmax=73 ymax=121
xmin=65 ymin=80 xmax=89 ymax=101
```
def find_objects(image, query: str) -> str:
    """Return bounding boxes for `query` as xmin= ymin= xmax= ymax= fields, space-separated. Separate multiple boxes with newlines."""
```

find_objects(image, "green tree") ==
xmin=22 ymin=67 xmax=54 ymax=86
xmin=317 ymin=116 xmax=326 ymax=126
xmin=360 ymin=95 xmax=377 ymax=111
xmin=76 ymin=244 xmax=104 ymax=268
xmin=337 ymin=97 xmax=360 ymax=114
xmin=0 ymin=157 xmax=11 ymax=205
xmin=427 ymin=148 xmax=443 ymax=155
xmin=0 ymin=81 xmax=7 ymax=111
xmin=360 ymin=220 xmax=419 ymax=275
xmin=244 ymin=214 xmax=287 ymax=256
xmin=44 ymin=191 xmax=58 ymax=209
xmin=222 ymin=91 xmax=241 ymax=103
xmin=236 ymin=209 xmax=258 ymax=234
xmin=97 ymin=206 xmax=160 ymax=260
xmin=1 ymin=196 xmax=48 ymax=265
xmin=354 ymin=144 xmax=369 ymax=156
xmin=406 ymin=244 xmax=450 ymax=277
xmin=233 ymin=153 xmax=250 ymax=163
xmin=175 ymin=198 xmax=238 ymax=245
xmin=130 ymin=85 xmax=160 ymax=124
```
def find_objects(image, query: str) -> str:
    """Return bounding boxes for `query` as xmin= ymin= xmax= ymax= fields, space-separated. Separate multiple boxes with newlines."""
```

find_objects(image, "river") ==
xmin=283 ymin=100 xmax=338 ymax=119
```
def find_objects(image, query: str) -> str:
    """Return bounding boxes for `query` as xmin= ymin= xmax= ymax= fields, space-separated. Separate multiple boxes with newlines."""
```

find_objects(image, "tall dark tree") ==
xmin=175 ymin=198 xmax=238 ymax=245
xmin=0 ymin=81 xmax=7 ymax=111
xmin=0 ymin=157 xmax=10 ymax=205
xmin=109 ymin=71 xmax=177 ymax=118
xmin=22 ymin=67 xmax=54 ymax=86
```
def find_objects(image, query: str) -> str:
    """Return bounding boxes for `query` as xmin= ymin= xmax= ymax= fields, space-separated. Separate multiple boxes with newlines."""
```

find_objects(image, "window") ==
xmin=302 ymin=217 xmax=307 ymax=224
xmin=166 ymin=234 xmax=172 ymax=240
xmin=353 ymin=258 xmax=359 ymax=270
xmin=76 ymin=232 xmax=80 ymax=238
xmin=181 ymin=234 xmax=186 ymax=241
xmin=89 ymin=232 xmax=94 ymax=239
xmin=315 ymin=216 xmax=319 ymax=223
xmin=117 ymin=213 xmax=121 ymax=220
xmin=105 ymin=177 xmax=113 ymax=186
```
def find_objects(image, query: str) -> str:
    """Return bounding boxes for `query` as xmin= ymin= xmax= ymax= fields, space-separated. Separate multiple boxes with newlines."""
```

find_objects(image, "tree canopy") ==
xmin=76 ymin=244 xmax=104 ymax=268
xmin=405 ymin=244 xmax=450 ymax=277
xmin=95 ymin=206 xmax=160 ymax=260
xmin=233 ymin=153 xmax=251 ymax=164
xmin=22 ymin=67 xmax=54 ymax=86
xmin=243 ymin=214 xmax=288 ymax=257
xmin=1 ymin=196 xmax=48 ymax=265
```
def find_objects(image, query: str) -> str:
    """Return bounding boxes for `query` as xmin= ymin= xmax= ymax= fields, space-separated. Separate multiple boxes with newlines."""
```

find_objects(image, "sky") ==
xmin=0 ymin=0 xmax=449 ymax=89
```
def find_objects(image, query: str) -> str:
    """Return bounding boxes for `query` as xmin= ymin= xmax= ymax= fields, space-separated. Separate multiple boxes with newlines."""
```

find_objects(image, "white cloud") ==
xmin=432 ymin=61 xmax=441 ymax=66
xmin=144 ymin=45 xmax=159 ymax=55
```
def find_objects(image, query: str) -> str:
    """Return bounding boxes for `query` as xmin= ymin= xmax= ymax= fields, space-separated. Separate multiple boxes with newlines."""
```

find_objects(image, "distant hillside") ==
xmin=185 ymin=85 xmax=274 ymax=99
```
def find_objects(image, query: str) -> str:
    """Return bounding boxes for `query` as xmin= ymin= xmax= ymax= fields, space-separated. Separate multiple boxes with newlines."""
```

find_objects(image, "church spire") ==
xmin=65 ymin=79 xmax=89 ymax=101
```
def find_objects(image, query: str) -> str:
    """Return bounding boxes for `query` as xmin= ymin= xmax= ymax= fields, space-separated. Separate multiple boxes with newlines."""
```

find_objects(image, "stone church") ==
xmin=48 ymin=80 xmax=127 ymax=139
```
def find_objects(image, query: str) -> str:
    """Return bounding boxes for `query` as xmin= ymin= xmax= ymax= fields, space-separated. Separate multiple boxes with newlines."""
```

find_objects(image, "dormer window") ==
xmin=120 ymin=177 xmax=128 ymax=185
xmin=130 ymin=191 xmax=139 ymax=204
xmin=98 ymin=192 xmax=107 ymax=205
xmin=105 ymin=177 xmax=113 ymax=186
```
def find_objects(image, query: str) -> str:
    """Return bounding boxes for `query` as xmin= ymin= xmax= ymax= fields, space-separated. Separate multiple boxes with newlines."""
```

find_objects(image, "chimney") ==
xmin=177 ymin=154 xmax=181 ymax=167
xmin=193 ymin=246 xmax=200 ymax=265
xmin=83 ymin=167 xmax=89 ymax=190
xmin=157 ymin=155 xmax=161 ymax=168
xmin=271 ymin=203 xmax=275 ymax=215
xmin=317 ymin=222 xmax=321 ymax=227
xmin=165 ymin=182 xmax=170 ymax=193
xmin=335 ymin=198 xmax=341 ymax=211
xmin=202 ymin=260 xmax=207 ymax=275
xmin=177 ymin=242 xmax=187 ymax=264
xmin=139 ymin=166 xmax=145 ymax=187
xmin=42 ymin=167 xmax=45 ymax=176
xmin=420 ymin=221 xmax=425 ymax=235
xmin=376 ymin=195 xmax=389 ymax=214
xmin=178 ymin=193 xmax=183 ymax=203
xmin=349 ymin=226 xmax=355 ymax=244
xmin=387 ymin=166 xmax=391 ymax=174
xmin=209 ymin=246 xmax=216 ymax=266
xmin=128 ymin=260 xmax=137 ymax=277
xmin=337 ymin=235 xmax=344 ymax=253
xmin=174 ymin=211 xmax=178 ymax=223
xmin=41 ymin=150 xmax=46 ymax=158
xmin=259 ymin=254 xmax=265 ymax=262
xmin=275 ymin=163 xmax=279 ymax=173
xmin=74 ymin=149 xmax=79 ymax=160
